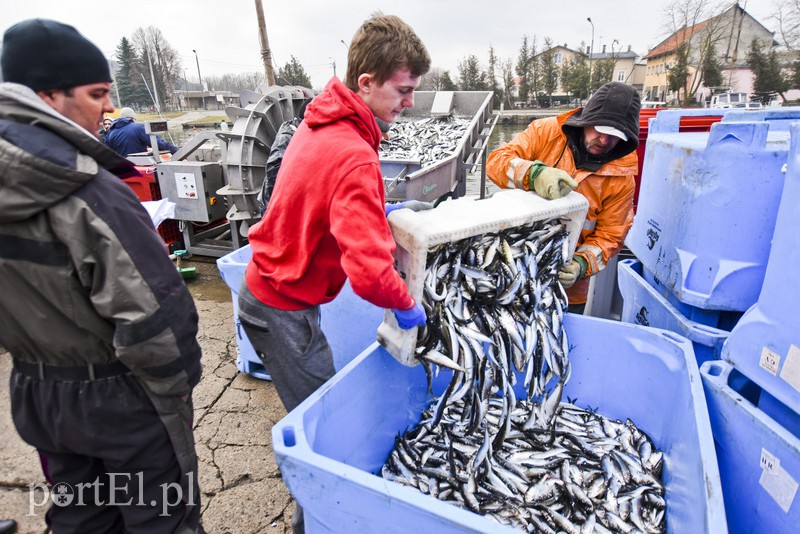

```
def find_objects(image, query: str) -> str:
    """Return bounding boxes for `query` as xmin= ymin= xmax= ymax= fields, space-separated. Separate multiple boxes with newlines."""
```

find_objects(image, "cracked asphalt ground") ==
xmin=0 ymin=258 xmax=295 ymax=533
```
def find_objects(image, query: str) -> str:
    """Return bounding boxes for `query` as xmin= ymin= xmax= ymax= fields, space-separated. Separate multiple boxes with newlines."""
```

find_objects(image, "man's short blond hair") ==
xmin=344 ymin=13 xmax=430 ymax=92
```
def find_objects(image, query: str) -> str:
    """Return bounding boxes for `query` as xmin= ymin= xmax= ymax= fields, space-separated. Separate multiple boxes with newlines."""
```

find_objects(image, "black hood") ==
xmin=563 ymin=82 xmax=640 ymax=168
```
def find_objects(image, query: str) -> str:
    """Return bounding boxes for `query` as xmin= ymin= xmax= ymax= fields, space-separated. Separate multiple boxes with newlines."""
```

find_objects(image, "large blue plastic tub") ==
xmin=273 ymin=314 xmax=726 ymax=533
xmin=701 ymin=360 xmax=800 ymax=534
xmin=216 ymin=245 xmax=384 ymax=380
xmin=626 ymin=110 xmax=789 ymax=312
xmin=618 ymin=258 xmax=731 ymax=366
xmin=721 ymin=122 xmax=800 ymax=415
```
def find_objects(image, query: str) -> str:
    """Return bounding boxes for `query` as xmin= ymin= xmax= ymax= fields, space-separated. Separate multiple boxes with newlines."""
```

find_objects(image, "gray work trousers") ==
xmin=237 ymin=281 xmax=337 ymax=534
xmin=237 ymin=281 xmax=335 ymax=413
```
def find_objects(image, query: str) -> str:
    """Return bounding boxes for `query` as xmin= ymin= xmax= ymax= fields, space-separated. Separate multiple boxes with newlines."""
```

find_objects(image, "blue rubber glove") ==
xmin=392 ymin=298 xmax=427 ymax=329
xmin=385 ymin=200 xmax=434 ymax=217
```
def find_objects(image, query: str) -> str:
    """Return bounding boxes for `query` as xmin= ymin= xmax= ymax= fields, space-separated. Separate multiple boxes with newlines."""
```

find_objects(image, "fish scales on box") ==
xmin=379 ymin=117 xmax=471 ymax=166
xmin=381 ymin=217 xmax=667 ymax=533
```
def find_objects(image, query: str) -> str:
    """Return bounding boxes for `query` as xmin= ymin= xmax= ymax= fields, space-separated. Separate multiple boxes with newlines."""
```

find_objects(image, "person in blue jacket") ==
xmin=105 ymin=106 xmax=179 ymax=156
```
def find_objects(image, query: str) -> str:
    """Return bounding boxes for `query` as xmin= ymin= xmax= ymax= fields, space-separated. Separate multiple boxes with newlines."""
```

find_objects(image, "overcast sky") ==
xmin=0 ymin=0 xmax=782 ymax=91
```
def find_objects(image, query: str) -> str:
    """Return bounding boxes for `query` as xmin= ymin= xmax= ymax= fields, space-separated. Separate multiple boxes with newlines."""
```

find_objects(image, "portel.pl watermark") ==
xmin=28 ymin=472 xmax=196 ymax=517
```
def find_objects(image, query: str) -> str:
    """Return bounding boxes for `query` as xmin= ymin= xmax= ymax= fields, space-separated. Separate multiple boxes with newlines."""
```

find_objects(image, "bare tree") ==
xmin=131 ymin=27 xmax=181 ymax=110
xmin=420 ymin=67 xmax=444 ymax=90
xmin=770 ymin=0 xmax=800 ymax=50
xmin=662 ymin=0 xmax=728 ymax=104
xmin=204 ymin=73 xmax=266 ymax=92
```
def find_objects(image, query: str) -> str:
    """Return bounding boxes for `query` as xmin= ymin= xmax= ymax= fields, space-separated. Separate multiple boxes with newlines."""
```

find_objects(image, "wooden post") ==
xmin=255 ymin=0 xmax=276 ymax=86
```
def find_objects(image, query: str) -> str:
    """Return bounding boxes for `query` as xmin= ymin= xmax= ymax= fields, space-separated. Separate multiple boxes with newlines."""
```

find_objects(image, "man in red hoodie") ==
xmin=239 ymin=15 xmax=430 ymax=530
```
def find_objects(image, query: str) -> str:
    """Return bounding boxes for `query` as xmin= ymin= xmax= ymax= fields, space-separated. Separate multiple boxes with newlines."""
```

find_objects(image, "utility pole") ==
xmin=145 ymin=43 xmax=161 ymax=114
xmin=255 ymin=0 xmax=276 ymax=85
xmin=108 ymin=57 xmax=122 ymax=108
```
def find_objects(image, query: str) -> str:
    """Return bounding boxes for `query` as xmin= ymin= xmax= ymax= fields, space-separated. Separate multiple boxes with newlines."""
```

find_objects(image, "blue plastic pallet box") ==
xmin=723 ymin=106 xmax=800 ymax=131
xmin=216 ymin=245 xmax=384 ymax=380
xmin=701 ymin=360 xmax=800 ymax=534
xmin=720 ymin=122 xmax=800 ymax=416
xmin=273 ymin=314 xmax=727 ymax=533
xmin=639 ymin=265 xmax=742 ymax=331
xmin=626 ymin=109 xmax=789 ymax=312
xmin=618 ymin=258 xmax=731 ymax=366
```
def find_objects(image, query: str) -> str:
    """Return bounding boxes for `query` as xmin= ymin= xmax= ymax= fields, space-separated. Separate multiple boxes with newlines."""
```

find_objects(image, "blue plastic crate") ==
xmin=273 ymin=314 xmax=726 ymax=533
xmin=618 ymin=258 xmax=731 ymax=366
xmin=723 ymin=107 xmax=800 ymax=131
xmin=640 ymin=267 xmax=742 ymax=330
xmin=626 ymin=110 xmax=789 ymax=311
xmin=216 ymin=245 xmax=384 ymax=380
xmin=701 ymin=360 xmax=800 ymax=534
xmin=721 ymin=122 xmax=800 ymax=415
xmin=216 ymin=246 xmax=267 ymax=379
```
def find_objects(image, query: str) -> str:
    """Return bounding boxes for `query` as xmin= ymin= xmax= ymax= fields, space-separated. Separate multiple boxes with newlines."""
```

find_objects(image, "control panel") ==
xmin=156 ymin=161 xmax=227 ymax=223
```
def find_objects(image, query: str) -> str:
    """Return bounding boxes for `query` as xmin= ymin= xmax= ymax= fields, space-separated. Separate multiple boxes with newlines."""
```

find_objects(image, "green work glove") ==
xmin=529 ymin=161 xmax=578 ymax=200
xmin=558 ymin=256 xmax=588 ymax=288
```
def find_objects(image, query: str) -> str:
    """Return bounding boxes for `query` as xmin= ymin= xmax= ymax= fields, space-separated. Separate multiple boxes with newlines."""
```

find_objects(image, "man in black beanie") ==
xmin=487 ymin=81 xmax=641 ymax=314
xmin=0 ymin=19 xmax=204 ymax=533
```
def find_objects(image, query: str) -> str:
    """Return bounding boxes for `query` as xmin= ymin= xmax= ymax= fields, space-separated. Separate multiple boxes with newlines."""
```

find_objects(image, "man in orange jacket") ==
xmin=487 ymin=81 xmax=641 ymax=313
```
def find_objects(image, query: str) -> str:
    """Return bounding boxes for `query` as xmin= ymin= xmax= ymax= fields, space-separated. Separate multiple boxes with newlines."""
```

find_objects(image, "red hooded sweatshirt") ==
xmin=245 ymin=77 xmax=414 ymax=311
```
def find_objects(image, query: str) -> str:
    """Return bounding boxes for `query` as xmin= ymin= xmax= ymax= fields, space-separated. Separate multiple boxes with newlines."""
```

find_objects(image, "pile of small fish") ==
xmin=379 ymin=116 xmax=471 ymax=166
xmin=381 ymin=218 xmax=667 ymax=532
xmin=414 ymin=218 xmax=573 ymax=428
xmin=382 ymin=394 xmax=666 ymax=533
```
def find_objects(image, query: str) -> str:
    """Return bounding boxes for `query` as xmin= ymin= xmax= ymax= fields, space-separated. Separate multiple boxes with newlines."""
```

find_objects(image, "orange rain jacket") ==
xmin=486 ymin=109 xmax=637 ymax=305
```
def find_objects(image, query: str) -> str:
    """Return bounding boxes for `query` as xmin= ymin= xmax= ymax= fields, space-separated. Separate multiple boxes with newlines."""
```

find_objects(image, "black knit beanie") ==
xmin=1 ymin=19 xmax=111 ymax=92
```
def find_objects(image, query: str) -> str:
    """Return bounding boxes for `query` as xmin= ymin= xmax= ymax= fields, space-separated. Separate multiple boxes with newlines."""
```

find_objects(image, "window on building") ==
xmin=554 ymin=52 xmax=563 ymax=65
xmin=617 ymin=70 xmax=626 ymax=82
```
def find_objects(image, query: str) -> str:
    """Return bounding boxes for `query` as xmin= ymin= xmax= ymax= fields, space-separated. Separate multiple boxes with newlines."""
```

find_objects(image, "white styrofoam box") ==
xmin=377 ymin=189 xmax=589 ymax=366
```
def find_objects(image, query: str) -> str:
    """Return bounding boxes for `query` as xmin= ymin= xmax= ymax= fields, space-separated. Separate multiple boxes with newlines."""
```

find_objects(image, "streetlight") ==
xmin=330 ymin=57 xmax=336 ymax=77
xmin=611 ymin=39 xmax=619 ymax=82
xmin=587 ymin=17 xmax=595 ymax=100
xmin=192 ymin=49 xmax=205 ymax=109
xmin=340 ymin=39 xmax=349 ymax=50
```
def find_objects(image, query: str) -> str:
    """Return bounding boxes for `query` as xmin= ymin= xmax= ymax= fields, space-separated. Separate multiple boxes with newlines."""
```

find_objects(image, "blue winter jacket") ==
xmin=105 ymin=117 xmax=178 ymax=156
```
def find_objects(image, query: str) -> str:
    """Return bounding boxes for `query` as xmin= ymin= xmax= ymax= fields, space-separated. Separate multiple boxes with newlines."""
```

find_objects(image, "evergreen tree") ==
xmin=439 ymin=71 xmax=458 ymax=91
xmin=457 ymin=55 xmax=488 ymax=91
xmin=501 ymin=58 xmax=515 ymax=108
xmin=277 ymin=56 xmax=312 ymax=88
xmin=539 ymin=37 xmax=559 ymax=107
xmin=592 ymin=59 xmax=615 ymax=89
xmin=561 ymin=53 xmax=589 ymax=101
xmin=792 ymin=59 xmax=800 ymax=90
xmin=528 ymin=36 xmax=540 ymax=103
xmin=747 ymin=38 xmax=789 ymax=102
xmin=668 ymin=43 xmax=690 ymax=103
xmin=515 ymin=36 xmax=532 ymax=104
xmin=113 ymin=37 xmax=149 ymax=108
xmin=700 ymin=49 xmax=724 ymax=90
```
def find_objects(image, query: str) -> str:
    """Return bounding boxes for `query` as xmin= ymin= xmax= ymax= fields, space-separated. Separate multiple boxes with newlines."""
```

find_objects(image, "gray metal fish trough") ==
xmin=381 ymin=91 xmax=498 ymax=203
